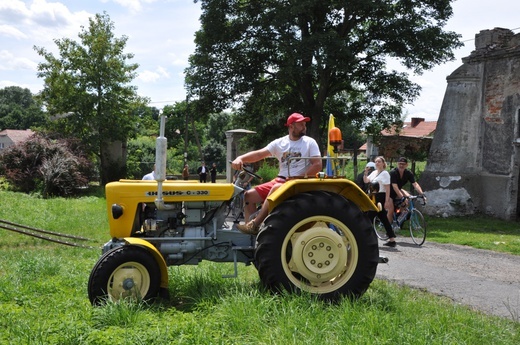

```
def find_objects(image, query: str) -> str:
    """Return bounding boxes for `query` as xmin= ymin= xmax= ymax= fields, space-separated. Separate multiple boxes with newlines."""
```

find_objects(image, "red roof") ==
xmin=381 ymin=118 xmax=436 ymax=138
xmin=358 ymin=118 xmax=436 ymax=150
xmin=0 ymin=129 xmax=35 ymax=144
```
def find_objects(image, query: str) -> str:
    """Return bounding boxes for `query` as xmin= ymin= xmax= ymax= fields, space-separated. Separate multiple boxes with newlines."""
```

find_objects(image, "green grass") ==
xmin=426 ymin=215 xmax=520 ymax=255
xmin=0 ymin=190 xmax=518 ymax=344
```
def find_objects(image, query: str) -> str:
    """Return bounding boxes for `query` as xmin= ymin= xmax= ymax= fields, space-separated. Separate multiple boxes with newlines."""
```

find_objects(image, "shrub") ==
xmin=0 ymin=134 xmax=95 ymax=197
xmin=256 ymin=160 xmax=278 ymax=183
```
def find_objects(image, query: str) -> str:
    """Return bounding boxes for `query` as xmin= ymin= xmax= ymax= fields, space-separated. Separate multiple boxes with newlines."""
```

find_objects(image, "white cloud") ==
xmin=101 ymin=0 xmax=158 ymax=13
xmin=137 ymin=65 xmax=172 ymax=83
xmin=156 ymin=66 xmax=170 ymax=78
xmin=0 ymin=50 xmax=38 ymax=71
xmin=0 ymin=0 xmax=30 ymax=22
xmin=168 ymin=53 xmax=188 ymax=67
xmin=0 ymin=24 xmax=27 ymax=39
xmin=137 ymin=70 xmax=161 ymax=83
xmin=0 ymin=79 xmax=41 ymax=93
xmin=28 ymin=0 xmax=74 ymax=27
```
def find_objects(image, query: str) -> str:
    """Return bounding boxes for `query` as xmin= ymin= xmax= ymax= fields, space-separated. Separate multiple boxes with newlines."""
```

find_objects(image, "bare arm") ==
xmin=232 ymin=148 xmax=271 ymax=170
xmin=306 ymin=156 xmax=323 ymax=176
xmin=412 ymin=181 xmax=424 ymax=195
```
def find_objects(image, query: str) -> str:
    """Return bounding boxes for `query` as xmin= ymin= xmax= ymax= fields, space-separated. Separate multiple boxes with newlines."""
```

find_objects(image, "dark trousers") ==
xmin=199 ymin=173 xmax=207 ymax=183
xmin=374 ymin=192 xmax=396 ymax=238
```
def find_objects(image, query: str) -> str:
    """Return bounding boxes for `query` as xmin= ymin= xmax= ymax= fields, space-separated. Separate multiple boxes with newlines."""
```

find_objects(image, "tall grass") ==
xmin=0 ymin=190 xmax=518 ymax=344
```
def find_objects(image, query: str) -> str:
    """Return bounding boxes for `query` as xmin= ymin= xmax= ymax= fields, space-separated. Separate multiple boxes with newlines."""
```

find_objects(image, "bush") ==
xmin=0 ymin=134 xmax=95 ymax=197
xmin=256 ymin=160 xmax=278 ymax=183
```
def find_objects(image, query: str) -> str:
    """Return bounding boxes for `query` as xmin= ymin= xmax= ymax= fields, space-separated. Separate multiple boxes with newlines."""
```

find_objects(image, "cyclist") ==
xmin=388 ymin=157 xmax=426 ymax=224
xmin=363 ymin=156 xmax=396 ymax=247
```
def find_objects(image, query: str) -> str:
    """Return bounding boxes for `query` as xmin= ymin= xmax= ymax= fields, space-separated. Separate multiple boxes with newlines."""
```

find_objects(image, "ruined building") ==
xmin=420 ymin=28 xmax=520 ymax=220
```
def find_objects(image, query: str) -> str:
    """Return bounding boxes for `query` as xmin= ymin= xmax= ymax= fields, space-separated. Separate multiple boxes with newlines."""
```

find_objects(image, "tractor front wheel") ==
xmin=255 ymin=191 xmax=379 ymax=302
xmin=88 ymin=245 xmax=161 ymax=305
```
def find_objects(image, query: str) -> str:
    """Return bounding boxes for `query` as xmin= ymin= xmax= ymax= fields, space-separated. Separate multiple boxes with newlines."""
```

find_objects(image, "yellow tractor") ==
xmin=87 ymin=116 xmax=381 ymax=305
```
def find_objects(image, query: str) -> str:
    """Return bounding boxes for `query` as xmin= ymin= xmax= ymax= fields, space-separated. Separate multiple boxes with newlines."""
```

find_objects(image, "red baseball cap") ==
xmin=285 ymin=113 xmax=311 ymax=126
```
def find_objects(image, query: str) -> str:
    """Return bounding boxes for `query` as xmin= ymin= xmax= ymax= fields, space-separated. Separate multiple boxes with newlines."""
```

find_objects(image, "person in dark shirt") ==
xmin=387 ymin=157 xmax=426 ymax=223
xmin=210 ymin=163 xmax=217 ymax=183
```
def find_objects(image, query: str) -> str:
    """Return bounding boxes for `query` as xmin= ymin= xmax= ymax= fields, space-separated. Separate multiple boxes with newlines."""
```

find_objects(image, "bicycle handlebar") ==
xmin=396 ymin=195 xmax=427 ymax=207
xmin=408 ymin=195 xmax=427 ymax=205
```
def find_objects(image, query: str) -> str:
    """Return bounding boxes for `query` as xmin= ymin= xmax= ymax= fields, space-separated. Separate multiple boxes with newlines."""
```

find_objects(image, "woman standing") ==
xmin=363 ymin=156 xmax=397 ymax=247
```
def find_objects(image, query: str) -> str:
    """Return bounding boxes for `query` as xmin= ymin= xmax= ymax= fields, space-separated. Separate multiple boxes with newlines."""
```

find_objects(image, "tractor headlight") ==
xmin=111 ymin=204 xmax=124 ymax=219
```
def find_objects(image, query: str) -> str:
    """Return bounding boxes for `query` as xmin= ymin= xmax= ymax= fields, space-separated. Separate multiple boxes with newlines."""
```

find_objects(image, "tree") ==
xmin=0 ymin=86 xmax=47 ymax=130
xmin=35 ymin=12 xmax=146 ymax=185
xmin=186 ymin=0 xmax=462 ymax=144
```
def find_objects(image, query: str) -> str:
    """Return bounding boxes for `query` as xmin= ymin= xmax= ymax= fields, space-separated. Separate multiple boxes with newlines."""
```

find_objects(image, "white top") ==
xmin=142 ymin=171 xmax=155 ymax=180
xmin=266 ymin=135 xmax=320 ymax=177
xmin=367 ymin=170 xmax=390 ymax=193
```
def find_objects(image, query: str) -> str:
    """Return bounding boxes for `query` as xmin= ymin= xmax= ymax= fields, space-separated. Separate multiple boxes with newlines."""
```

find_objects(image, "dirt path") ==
xmin=376 ymin=238 xmax=520 ymax=321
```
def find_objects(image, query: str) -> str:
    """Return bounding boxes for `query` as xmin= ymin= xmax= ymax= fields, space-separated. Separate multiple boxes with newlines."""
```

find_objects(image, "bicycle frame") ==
xmin=374 ymin=195 xmax=426 ymax=246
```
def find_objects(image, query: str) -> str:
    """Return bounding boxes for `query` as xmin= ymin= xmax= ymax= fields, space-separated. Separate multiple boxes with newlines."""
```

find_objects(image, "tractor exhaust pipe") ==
xmin=154 ymin=112 xmax=173 ymax=210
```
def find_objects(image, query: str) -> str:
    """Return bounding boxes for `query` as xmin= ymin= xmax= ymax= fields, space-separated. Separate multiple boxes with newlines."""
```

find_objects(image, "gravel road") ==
xmin=376 ymin=238 xmax=520 ymax=321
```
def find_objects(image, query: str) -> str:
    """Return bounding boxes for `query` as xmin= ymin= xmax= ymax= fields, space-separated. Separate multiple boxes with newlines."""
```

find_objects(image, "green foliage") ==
xmin=163 ymin=102 xmax=189 ymax=151
xmin=0 ymin=86 xmax=47 ymax=130
xmin=126 ymin=136 xmax=156 ymax=179
xmin=134 ymin=105 xmax=160 ymax=136
xmin=203 ymin=139 xmax=226 ymax=172
xmin=0 ymin=134 xmax=95 ymax=197
xmin=205 ymin=112 xmax=232 ymax=144
xmin=35 ymin=12 xmax=147 ymax=185
xmin=255 ymin=160 xmax=279 ymax=183
xmin=186 ymin=0 xmax=462 ymax=143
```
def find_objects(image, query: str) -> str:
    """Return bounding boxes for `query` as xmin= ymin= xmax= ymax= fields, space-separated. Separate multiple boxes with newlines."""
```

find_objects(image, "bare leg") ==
xmin=237 ymin=183 xmax=283 ymax=234
xmin=242 ymin=189 xmax=263 ymax=222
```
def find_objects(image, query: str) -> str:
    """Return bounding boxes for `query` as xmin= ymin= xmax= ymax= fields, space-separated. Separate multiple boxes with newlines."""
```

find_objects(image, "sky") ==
xmin=1 ymin=0 xmax=519 ymax=122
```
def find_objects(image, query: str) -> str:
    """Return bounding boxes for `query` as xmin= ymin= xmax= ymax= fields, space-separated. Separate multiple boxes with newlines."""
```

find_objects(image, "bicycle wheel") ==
xmin=409 ymin=209 xmax=426 ymax=245
xmin=373 ymin=216 xmax=389 ymax=240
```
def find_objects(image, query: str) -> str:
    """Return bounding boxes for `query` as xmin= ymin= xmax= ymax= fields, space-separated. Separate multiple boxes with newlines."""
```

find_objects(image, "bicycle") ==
xmin=373 ymin=195 xmax=427 ymax=246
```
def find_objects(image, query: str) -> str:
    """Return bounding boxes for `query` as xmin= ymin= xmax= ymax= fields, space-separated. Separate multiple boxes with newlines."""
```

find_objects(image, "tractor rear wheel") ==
xmin=88 ymin=245 xmax=161 ymax=305
xmin=255 ymin=191 xmax=379 ymax=302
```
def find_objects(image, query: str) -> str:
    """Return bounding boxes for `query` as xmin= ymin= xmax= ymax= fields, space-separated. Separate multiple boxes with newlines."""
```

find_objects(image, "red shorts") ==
xmin=255 ymin=177 xmax=286 ymax=200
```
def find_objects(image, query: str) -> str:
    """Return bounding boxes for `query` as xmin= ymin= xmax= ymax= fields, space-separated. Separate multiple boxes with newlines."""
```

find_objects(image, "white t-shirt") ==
xmin=266 ymin=135 xmax=320 ymax=177
xmin=367 ymin=170 xmax=390 ymax=193
xmin=142 ymin=171 xmax=155 ymax=180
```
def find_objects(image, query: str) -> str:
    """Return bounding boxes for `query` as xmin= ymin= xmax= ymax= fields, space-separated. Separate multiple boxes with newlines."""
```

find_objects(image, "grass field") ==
xmin=0 ymin=190 xmax=519 ymax=344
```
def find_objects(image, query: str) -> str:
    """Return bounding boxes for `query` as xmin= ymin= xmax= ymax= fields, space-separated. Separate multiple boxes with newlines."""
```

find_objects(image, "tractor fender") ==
xmin=266 ymin=178 xmax=379 ymax=213
xmin=123 ymin=237 xmax=169 ymax=290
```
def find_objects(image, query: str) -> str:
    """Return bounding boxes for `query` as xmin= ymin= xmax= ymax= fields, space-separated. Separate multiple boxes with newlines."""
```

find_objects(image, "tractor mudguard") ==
xmin=123 ymin=237 xmax=169 ymax=290
xmin=266 ymin=178 xmax=379 ymax=213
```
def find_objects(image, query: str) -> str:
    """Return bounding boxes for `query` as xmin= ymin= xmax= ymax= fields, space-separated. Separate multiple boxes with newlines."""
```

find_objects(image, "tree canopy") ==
xmin=0 ymin=86 xmax=47 ymax=130
xmin=34 ymin=12 xmax=146 ymax=184
xmin=186 ymin=0 xmax=462 ymax=145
